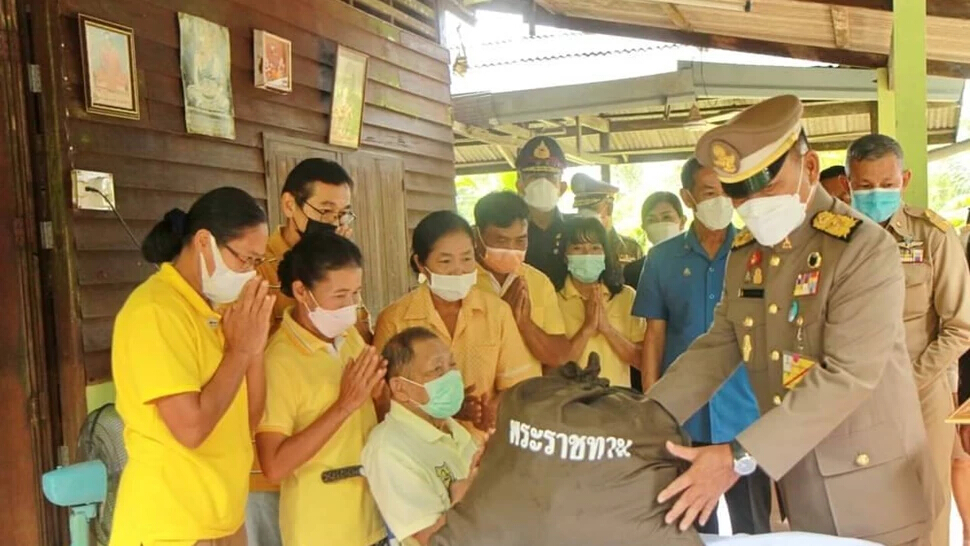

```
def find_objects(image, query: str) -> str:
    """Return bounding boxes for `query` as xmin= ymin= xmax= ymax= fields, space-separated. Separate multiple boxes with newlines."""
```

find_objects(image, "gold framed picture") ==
xmin=329 ymin=45 xmax=369 ymax=150
xmin=254 ymin=30 xmax=292 ymax=93
xmin=78 ymin=14 xmax=140 ymax=120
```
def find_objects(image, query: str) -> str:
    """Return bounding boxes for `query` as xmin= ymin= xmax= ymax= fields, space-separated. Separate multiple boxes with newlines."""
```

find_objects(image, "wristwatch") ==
xmin=729 ymin=439 xmax=757 ymax=476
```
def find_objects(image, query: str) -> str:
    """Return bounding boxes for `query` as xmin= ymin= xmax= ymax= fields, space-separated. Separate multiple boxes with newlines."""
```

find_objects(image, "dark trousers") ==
xmin=693 ymin=443 xmax=772 ymax=535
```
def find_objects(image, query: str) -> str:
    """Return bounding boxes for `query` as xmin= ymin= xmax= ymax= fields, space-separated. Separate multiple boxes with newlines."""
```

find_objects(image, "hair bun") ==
xmin=164 ymin=208 xmax=188 ymax=237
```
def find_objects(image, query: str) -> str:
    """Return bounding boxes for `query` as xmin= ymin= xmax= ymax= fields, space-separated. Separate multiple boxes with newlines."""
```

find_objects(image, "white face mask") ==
xmin=693 ymin=195 xmax=735 ymax=230
xmin=646 ymin=222 xmax=682 ymax=245
xmin=523 ymin=178 xmax=561 ymax=211
xmin=200 ymin=236 xmax=256 ymax=304
xmin=306 ymin=293 xmax=358 ymax=339
xmin=427 ymin=271 xmax=477 ymax=302
xmin=736 ymin=156 xmax=813 ymax=247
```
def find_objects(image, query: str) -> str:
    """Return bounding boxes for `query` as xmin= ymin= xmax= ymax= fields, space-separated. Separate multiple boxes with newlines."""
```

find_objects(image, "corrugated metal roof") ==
xmin=450 ymin=32 xmax=681 ymax=68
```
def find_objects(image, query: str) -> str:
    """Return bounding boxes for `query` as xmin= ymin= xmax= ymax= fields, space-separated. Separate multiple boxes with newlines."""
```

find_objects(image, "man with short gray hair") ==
xmin=847 ymin=132 xmax=970 ymax=546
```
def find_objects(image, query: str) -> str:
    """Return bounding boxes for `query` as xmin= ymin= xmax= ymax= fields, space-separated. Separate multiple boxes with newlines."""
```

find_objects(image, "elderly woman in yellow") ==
xmin=374 ymin=211 xmax=538 ymax=435
xmin=255 ymin=231 xmax=387 ymax=546
xmin=110 ymin=187 xmax=275 ymax=546
xmin=556 ymin=217 xmax=645 ymax=388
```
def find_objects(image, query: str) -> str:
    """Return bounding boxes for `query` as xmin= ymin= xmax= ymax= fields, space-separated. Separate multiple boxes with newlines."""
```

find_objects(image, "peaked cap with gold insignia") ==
xmin=696 ymin=95 xmax=805 ymax=199
xmin=516 ymin=136 xmax=566 ymax=174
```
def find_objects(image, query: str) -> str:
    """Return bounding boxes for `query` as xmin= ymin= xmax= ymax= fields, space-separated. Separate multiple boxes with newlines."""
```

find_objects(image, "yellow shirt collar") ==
xmin=266 ymin=226 xmax=292 ymax=260
xmin=387 ymin=401 xmax=460 ymax=443
xmin=560 ymin=276 xmax=610 ymax=301
xmin=157 ymin=262 xmax=220 ymax=321
xmin=403 ymin=283 xmax=487 ymax=320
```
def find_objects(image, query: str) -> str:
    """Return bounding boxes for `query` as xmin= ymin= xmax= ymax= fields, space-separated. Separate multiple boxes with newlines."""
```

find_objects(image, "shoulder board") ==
xmin=811 ymin=210 xmax=862 ymax=242
xmin=732 ymin=228 xmax=755 ymax=250
xmin=924 ymin=208 xmax=951 ymax=233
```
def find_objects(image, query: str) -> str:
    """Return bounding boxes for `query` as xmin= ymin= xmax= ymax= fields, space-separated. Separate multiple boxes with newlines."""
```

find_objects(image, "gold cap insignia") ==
xmin=534 ymin=141 xmax=551 ymax=160
xmin=711 ymin=140 xmax=740 ymax=175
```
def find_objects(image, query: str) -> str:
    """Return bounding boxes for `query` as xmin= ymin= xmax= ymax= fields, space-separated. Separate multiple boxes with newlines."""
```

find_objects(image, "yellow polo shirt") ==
xmin=375 ymin=285 xmax=538 ymax=403
xmin=110 ymin=263 xmax=251 ymax=546
xmin=257 ymin=309 xmax=385 ymax=546
xmin=475 ymin=263 xmax=566 ymax=367
xmin=557 ymin=277 xmax=645 ymax=388
xmin=362 ymin=401 xmax=477 ymax=544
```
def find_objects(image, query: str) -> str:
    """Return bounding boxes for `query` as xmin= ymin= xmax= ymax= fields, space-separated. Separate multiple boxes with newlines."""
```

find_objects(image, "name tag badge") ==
xmin=738 ymin=288 xmax=764 ymax=299
xmin=793 ymin=270 xmax=820 ymax=297
xmin=783 ymin=352 xmax=817 ymax=390
xmin=899 ymin=246 xmax=924 ymax=264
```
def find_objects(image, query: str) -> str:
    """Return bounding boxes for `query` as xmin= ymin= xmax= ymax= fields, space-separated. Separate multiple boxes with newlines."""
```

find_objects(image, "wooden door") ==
xmin=261 ymin=133 xmax=410 ymax=315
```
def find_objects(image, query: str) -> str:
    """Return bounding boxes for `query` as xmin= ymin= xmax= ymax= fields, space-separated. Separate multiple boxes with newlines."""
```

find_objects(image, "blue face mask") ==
xmin=852 ymin=188 xmax=901 ymax=223
xmin=567 ymin=254 xmax=606 ymax=283
xmin=405 ymin=370 xmax=465 ymax=419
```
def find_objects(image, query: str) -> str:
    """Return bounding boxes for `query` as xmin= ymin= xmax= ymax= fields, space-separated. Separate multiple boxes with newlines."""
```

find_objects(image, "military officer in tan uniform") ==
xmin=571 ymin=173 xmax=644 ymax=266
xmin=845 ymin=133 xmax=970 ymax=546
xmin=648 ymin=95 xmax=943 ymax=545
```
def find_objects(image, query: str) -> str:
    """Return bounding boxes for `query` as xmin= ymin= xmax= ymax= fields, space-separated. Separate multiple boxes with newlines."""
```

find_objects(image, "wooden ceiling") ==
xmin=475 ymin=0 xmax=970 ymax=78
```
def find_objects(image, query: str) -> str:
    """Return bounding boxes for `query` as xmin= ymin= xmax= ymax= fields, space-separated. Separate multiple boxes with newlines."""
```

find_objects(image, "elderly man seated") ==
xmin=362 ymin=327 xmax=482 ymax=546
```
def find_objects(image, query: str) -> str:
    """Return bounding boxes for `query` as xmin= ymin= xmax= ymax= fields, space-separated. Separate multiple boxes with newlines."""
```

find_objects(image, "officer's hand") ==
xmin=337 ymin=346 xmax=386 ymax=414
xmin=658 ymin=442 xmax=739 ymax=531
xmin=223 ymin=278 xmax=275 ymax=359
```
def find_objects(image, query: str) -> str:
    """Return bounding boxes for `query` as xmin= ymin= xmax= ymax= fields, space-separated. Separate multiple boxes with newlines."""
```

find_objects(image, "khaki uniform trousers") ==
xmin=921 ymin=377 xmax=955 ymax=546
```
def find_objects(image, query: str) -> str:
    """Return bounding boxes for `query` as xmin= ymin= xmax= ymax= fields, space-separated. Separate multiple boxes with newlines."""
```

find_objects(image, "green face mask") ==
xmin=567 ymin=254 xmax=606 ymax=283
xmin=404 ymin=370 xmax=465 ymax=419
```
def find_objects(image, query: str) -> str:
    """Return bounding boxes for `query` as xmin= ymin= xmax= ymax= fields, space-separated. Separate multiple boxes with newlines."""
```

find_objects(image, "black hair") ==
xmin=558 ymin=217 xmax=623 ymax=299
xmin=640 ymin=191 xmax=684 ymax=223
xmin=282 ymin=158 xmax=354 ymax=205
xmin=473 ymin=191 xmax=530 ymax=231
xmin=277 ymin=231 xmax=363 ymax=298
xmin=382 ymin=326 xmax=441 ymax=380
xmin=680 ymin=157 xmax=704 ymax=191
xmin=819 ymin=165 xmax=846 ymax=180
xmin=410 ymin=211 xmax=475 ymax=274
xmin=141 ymin=187 xmax=266 ymax=265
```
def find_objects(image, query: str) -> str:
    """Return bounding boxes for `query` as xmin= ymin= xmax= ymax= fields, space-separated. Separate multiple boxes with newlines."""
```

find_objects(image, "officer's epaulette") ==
xmin=811 ymin=210 xmax=861 ymax=242
xmin=923 ymin=208 xmax=951 ymax=233
xmin=732 ymin=228 xmax=755 ymax=250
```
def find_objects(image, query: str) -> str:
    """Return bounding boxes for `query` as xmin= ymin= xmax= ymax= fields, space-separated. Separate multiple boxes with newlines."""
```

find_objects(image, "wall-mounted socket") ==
xmin=72 ymin=169 xmax=116 ymax=211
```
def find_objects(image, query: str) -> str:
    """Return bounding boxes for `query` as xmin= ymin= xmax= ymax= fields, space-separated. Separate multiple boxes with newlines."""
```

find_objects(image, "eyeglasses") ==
xmin=303 ymin=202 xmax=357 ymax=227
xmin=223 ymin=244 xmax=266 ymax=271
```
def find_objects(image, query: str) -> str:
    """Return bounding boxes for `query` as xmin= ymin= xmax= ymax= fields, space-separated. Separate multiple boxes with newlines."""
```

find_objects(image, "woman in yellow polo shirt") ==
xmin=556 ymin=217 xmax=645 ymax=388
xmin=374 ymin=211 xmax=537 ymax=434
xmin=111 ymin=187 xmax=274 ymax=546
xmin=255 ymin=231 xmax=387 ymax=546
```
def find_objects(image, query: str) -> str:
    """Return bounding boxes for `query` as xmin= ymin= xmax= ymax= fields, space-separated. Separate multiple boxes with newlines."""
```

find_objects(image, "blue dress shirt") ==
xmin=633 ymin=223 xmax=760 ymax=444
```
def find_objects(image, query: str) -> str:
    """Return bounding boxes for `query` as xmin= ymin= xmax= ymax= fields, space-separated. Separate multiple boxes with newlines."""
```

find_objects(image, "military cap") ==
xmin=696 ymin=95 xmax=804 ymax=199
xmin=516 ymin=136 xmax=566 ymax=174
xmin=571 ymin=173 xmax=618 ymax=209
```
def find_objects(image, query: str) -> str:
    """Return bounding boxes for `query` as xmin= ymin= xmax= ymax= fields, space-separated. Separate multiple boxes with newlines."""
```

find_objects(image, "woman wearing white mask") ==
xmin=623 ymin=191 xmax=687 ymax=289
xmin=256 ymin=231 xmax=388 ymax=546
xmin=111 ymin=187 xmax=274 ymax=546
xmin=556 ymin=217 xmax=645 ymax=388
xmin=374 ymin=211 xmax=537 ymax=439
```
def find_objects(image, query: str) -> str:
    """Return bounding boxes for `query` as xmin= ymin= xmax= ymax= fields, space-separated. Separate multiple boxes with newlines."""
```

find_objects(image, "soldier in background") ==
xmin=571 ymin=172 xmax=643 ymax=267
xmin=648 ymin=95 xmax=942 ymax=544
xmin=846 ymin=133 xmax=970 ymax=546
xmin=818 ymin=165 xmax=852 ymax=205
xmin=516 ymin=136 xmax=569 ymax=287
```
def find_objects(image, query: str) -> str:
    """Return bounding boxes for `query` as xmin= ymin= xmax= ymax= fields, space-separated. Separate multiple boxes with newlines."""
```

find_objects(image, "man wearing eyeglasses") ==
xmin=248 ymin=158 xmax=370 ymax=546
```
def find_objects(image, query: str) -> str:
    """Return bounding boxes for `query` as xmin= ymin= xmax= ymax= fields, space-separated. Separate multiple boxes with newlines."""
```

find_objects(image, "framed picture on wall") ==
xmin=254 ymin=30 xmax=292 ymax=93
xmin=328 ymin=45 xmax=369 ymax=150
xmin=78 ymin=15 xmax=140 ymax=120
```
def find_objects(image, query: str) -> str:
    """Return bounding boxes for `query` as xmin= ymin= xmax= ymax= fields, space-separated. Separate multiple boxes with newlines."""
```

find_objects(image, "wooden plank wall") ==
xmin=57 ymin=0 xmax=455 ymax=384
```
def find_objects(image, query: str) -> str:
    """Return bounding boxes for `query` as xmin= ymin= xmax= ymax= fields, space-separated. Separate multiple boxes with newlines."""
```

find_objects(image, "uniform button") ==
xmin=709 ymin=294 xmax=715 ymax=300
xmin=772 ymin=395 xmax=782 ymax=406
xmin=855 ymin=453 xmax=871 ymax=467
xmin=768 ymin=304 xmax=778 ymax=314
xmin=743 ymin=317 xmax=754 ymax=327
xmin=770 ymin=256 xmax=781 ymax=267
xmin=771 ymin=350 xmax=780 ymax=361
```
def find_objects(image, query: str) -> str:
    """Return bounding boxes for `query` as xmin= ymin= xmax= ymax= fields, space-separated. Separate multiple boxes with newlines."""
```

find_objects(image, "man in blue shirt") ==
xmin=635 ymin=157 xmax=769 ymax=535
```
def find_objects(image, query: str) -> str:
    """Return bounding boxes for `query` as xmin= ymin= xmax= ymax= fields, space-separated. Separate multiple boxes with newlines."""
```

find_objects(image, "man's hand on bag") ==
xmin=658 ymin=442 xmax=739 ymax=531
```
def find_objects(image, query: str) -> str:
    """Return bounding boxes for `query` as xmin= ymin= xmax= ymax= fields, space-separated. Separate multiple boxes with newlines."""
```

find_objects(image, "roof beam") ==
xmin=661 ymin=3 xmax=693 ymax=31
xmin=830 ymin=6 xmax=851 ymax=49
xmin=794 ymin=1 xmax=970 ymax=20
xmin=479 ymin=0 xmax=970 ymax=78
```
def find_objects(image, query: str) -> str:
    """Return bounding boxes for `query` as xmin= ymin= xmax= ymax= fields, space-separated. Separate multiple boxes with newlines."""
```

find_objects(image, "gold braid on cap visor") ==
xmin=720 ymin=131 xmax=808 ymax=199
